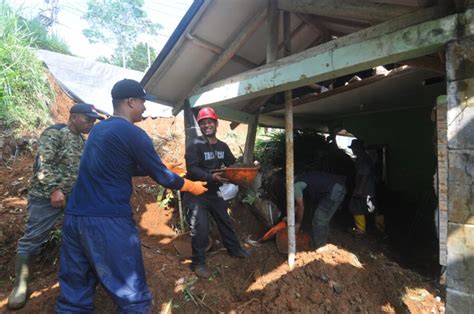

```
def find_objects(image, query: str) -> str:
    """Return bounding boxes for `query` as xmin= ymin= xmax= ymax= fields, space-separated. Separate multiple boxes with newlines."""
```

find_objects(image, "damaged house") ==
xmin=141 ymin=1 xmax=474 ymax=312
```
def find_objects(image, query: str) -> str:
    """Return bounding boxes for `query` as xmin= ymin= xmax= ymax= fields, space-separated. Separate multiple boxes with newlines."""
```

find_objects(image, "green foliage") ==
xmin=83 ymin=0 xmax=161 ymax=68
xmin=21 ymin=17 xmax=72 ymax=55
xmin=255 ymin=129 xmax=349 ymax=174
xmin=128 ymin=42 xmax=156 ymax=71
xmin=97 ymin=42 xmax=157 ymax=71
xmin=156 ymin=185 xmax=176 ymax=209
xmin=0 ymin=2 xmax=53 ymax=132
xmin=241 ymin=193 xmax=256 ymax=206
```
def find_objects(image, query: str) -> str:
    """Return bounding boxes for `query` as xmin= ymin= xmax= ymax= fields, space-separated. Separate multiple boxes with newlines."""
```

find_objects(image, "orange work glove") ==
xmin=180 ymin=179 xmax=208 ymax=195
xmin=163 ymin=161 xmax=186 ymax=176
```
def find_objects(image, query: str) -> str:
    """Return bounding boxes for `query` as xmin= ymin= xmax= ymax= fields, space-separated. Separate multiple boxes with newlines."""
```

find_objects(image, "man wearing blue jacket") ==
xmin=55 ymin=79 xmax=207 ymax=313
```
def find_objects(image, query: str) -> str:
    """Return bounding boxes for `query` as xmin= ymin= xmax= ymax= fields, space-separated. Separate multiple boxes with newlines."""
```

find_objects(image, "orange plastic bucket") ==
xmin=275 ymin=229 xmax=313 ymax=254
xmin=211 ymin=166 xmax=259 ymax=185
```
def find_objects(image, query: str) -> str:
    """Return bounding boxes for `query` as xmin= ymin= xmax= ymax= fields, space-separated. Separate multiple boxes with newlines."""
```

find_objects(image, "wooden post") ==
xmin=243 ymin=121 xmax=258 ymax=164
xmin=183 ymin=100 xmax=200 ymax=147
xmin=267 ymin=0 xmax=279 ymax=63
xmin=283 ymin=10 xmax=296 ymax=270
xmin=242 ymin=0 xmax=278 ymax=164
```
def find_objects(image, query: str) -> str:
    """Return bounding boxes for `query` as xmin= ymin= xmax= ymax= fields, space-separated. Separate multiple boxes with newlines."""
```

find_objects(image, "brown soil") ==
xmin=46 ymin=72 xmax=75 ymax=123
xmin=0 ymin=160 xmax=446 ymax=313
xmin=0 ymin=76 xmax=445 ymax=313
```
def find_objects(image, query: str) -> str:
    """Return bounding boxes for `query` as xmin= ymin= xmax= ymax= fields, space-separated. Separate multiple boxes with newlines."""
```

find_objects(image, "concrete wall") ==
xmin=445 ymin=35 xmax=474 ymax=313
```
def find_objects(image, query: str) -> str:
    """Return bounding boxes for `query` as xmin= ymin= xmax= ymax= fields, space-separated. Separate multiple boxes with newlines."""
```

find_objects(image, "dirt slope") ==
xmin=0 ymin=75 xmax=444 ymax=313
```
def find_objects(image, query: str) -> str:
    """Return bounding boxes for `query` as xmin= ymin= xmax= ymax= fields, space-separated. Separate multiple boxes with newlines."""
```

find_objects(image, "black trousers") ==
xmin=184 ymin=193 xmax=241 ymax=266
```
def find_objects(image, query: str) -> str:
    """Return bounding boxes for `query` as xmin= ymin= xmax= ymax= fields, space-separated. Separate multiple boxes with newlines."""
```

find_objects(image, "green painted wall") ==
xmin=340 ymin=107 xmax=437 ymax=199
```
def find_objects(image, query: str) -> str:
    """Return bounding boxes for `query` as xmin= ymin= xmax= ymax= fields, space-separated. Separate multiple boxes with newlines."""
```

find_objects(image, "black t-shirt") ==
xmin=185 ymin=136 xmax=236 ymax=194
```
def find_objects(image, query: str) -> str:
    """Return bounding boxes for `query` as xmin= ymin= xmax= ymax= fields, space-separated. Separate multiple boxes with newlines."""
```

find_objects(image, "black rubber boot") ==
xmin=190 ymin=264 xmax=212 ymax=279
xmin=7 ymin=254 xmax=31 ymax=310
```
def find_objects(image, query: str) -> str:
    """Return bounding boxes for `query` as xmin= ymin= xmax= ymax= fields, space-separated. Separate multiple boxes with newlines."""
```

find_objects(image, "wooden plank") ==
xmin=188 ymin=9 xmax=466 ymax=109
xmin=230 ymin=21 xmax=311 ymax=128
xmin=172 ymin=9 xmax=267 ymax=115
xmin=267 ymin=0 xmax=279 ymax=63
xmin=185 ymin=33 xmax=258 ymax=68
xmin=258 ymin=115 xmax=327 ymax=130
xmin=212 ymin=106 xmax=257 ymax=124
xmin=242 ymin=1 xmax=278 ymax=162
xmin=278 ymin=0 xmax=414 ymax=23
xmin=400 ymin=55 xmax=445 ymax=73
xmin=296 ymin=13 xmax=329 ymax=40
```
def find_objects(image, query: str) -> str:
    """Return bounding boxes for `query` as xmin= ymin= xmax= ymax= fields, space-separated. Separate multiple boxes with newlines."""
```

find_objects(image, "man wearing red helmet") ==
xmin=184 ymin=106 xmax=250 ymax=278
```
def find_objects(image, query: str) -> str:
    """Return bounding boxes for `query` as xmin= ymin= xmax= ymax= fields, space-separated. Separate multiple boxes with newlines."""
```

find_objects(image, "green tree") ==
xmin=96 ymin=42 xmax=157 ymax=71
xmin=82 ymin=0 xmax=161 ymax=68
xmin=128 ymin=42 xmax=157 ymax=71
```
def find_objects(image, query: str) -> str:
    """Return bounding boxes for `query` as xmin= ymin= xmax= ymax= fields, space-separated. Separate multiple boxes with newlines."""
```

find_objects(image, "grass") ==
xmin=0 ymin=1 xmax=70 ymax=134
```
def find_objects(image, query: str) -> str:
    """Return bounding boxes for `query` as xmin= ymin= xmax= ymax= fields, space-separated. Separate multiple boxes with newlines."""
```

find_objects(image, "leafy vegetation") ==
xmin=255 ymin=129 xmax=354 ymax=177
xmin=83 ymin=0 xmax=161 ymax=69
xmin=22 ymin=17 xmax=72 ymax=55
xmin=97 ymin=42 xmax=157 ymax=71
xmin=0 ymin=2 xmax=53 ymax=132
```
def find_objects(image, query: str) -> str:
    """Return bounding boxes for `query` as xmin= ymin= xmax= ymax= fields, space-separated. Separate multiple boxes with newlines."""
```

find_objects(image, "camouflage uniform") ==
xmin=17 ymin=124 xmax=84 ymax=256
xmin=29 ymin=124 xmax=84 ymax=198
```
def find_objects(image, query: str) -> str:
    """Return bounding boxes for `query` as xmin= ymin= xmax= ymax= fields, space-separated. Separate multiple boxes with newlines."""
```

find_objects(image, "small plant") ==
xmin=156 ymin=186 xmax=176 ymax=208
xmin=241 ymin=193 xmax=257 ymax=206
xmin=38 ymin=226 xmax=61 ymax=265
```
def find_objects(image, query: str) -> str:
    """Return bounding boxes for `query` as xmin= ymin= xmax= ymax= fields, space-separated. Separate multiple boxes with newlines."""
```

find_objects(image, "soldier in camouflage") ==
xmin=8 ymin=103 xmax=103 ymax=310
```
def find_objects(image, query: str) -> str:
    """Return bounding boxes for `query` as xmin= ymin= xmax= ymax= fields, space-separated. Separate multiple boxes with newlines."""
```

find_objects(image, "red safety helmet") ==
xmin=196 ymin=107 xmax=218 ymax=122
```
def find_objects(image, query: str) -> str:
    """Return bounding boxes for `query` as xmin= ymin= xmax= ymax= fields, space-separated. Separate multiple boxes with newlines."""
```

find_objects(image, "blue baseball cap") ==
xmin=70 ymin=103 xmax=104 ymax=120
xmin=111 ymin=79 xmax=157 ymax=101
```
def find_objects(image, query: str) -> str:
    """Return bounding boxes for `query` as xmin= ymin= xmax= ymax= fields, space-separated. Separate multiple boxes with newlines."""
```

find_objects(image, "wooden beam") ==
xmin=185 ymin=34 xmax=258 ymax=68
xmin=262 ymin=67 xmax=419 ymax=114
xmin=212 ymin=106 xmax=257 ymax=124
xmin=278 ymin=0 xmax=414 ymax=23
xmin=267 ymin=0 xmax=279 ymax=62
xmin=172 ymin=9 xmax=267 ymax=115
xmin=230 ymin=19 xmax=322 ymax=129
xmin=242 ymin=1 xmax=277 ymax=162
xmin=311 ymin=15 xmax=371 ymax=34
xmin=296 ymin=13 xmax=330 ymax=41
xmin=258 ymin=115 xmax=327 ymax=130
xmin=399 ymin=55 xmax=445 ymax=73
xmin=229 ymin=94 xmax=273 ymax=129
xmin=188 ymin=8 xmax=463 ymax=109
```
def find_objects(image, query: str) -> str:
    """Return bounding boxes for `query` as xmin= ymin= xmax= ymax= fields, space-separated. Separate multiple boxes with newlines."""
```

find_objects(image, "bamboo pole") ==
xmin=283 ymin=10 xmax=296 ymax=270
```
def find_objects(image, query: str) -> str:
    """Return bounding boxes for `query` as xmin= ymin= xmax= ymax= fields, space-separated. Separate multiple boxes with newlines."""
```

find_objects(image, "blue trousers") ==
xmin=17 ymin=195 xmax=62 ymax=256
xmin=312 ymin=183 xmax=346 ymax=249
xmin=184 ymin=193 xmax=241 ymax=266
xmin=56 ymin=215 xmax=151 ymax=314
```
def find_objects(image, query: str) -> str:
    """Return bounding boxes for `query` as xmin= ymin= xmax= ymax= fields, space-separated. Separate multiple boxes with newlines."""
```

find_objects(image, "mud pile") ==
xmin=0 ymin=75 xmax=444 ymax=313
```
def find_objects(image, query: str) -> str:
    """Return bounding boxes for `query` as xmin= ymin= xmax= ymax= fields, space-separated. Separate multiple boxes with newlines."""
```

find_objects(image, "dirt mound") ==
xmin=0 ymin=163 xmax=445 ymax=313
xmin=0 ymin=75 xmax=443 ymax=313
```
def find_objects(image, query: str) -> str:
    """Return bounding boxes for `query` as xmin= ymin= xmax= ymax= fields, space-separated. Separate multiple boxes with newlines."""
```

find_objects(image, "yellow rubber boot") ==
xmin=353 ymin=215 xmax=366 ymax=234
xmin=375 ymin=214 xmax=385 ymax=233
